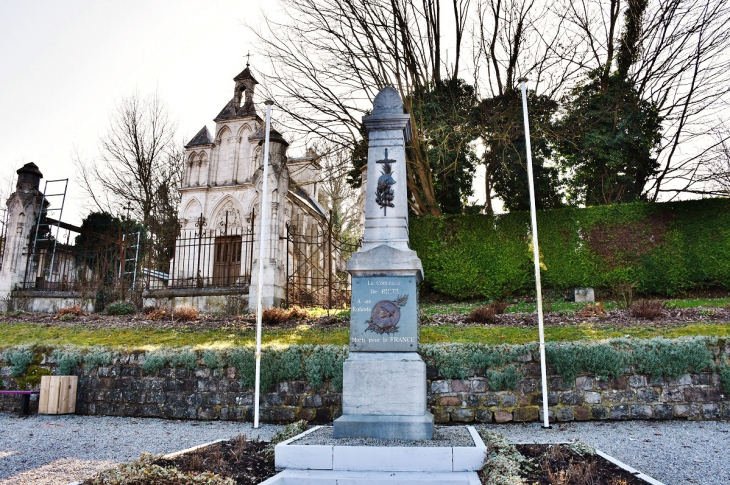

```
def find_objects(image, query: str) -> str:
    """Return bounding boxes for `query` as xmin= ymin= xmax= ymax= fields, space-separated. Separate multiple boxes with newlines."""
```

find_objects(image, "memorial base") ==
xmin=333 ymin=413 xmax=434 ymax=440
xmin=334 ymin=352 xmax=433 ymax=440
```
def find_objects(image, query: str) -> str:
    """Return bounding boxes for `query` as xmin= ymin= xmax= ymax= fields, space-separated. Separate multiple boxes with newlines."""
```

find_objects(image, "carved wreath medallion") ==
xmin=365 ymin=294 xmax=409 ymax=334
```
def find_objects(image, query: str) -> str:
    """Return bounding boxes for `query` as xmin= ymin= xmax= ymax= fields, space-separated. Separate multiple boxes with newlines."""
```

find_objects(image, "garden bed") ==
xmin=81 ymin=431 xmax=660 ymax=485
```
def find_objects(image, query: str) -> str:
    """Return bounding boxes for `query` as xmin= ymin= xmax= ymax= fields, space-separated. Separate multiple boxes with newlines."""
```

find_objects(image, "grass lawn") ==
xmin=1 ymin=321 xmax=728 ymax=351
xmin=419 ymin=297 xmax=730 ymax=316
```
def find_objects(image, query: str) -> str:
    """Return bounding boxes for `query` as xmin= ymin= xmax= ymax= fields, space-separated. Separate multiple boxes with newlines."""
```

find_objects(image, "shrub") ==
xmin=262 ymin=306 xmax=310 ymax=324
xmin=576 ymin=303 xmax=605 ymax=317
xmin=262 ymin=307 xmax=289 ymax=324
xmin=87 ymin=452 xmax=234 ymax=485
xmin=174 ymin=304 xmax=199 ymax=322
xmin=169 ymin=347 xmax=198 ymax=370
xmin=229 ymin=347 xmax=256 ymax=387
xmin=468 ymin=300 xmax=511 ymax=323
xmin=105 ymin=301 xmax=137 ymax=316
xmin=479 ymin=430 xmax=532 ymax=485
xmin=633 ymin=337 xmax=714 ymax=379
xmin=202 ymin=349 xmax=226 ymax=370
xmin=146 ymin=308 xmax=167 ymax=321
xmin=84 ymin=348 xmax=115 ymax=369
xmin=410 ymin=198 xmax=730 ymax=299
xmin=467 ymin=305 xmax=496 ymax=323
xmin=55 ymin=305 xmax=85 ymax=319
xmin=287 ymin=306 xmax=309 ymax=320
xmin=631 ymin=300 xmax=664 ymax=320
xmin=141 ymin=349 xmax=170 ymax=373
xmin=492 ymin=300 xmax=510 ymax=314
xmin=486 ymin=365 xmax=521 ymax=391
xmin=51 ymin=347 xmax=83 ymax=375
xmin=304 ymin=345 xmax=346 ymax=389
xmin=1 ymin=345 xmax=34 ymax=376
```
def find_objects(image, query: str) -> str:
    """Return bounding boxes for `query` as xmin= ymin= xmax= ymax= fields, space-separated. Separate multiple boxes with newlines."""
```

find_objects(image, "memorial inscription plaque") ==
xmin=350 ymin=275 xmax=417 ymax=352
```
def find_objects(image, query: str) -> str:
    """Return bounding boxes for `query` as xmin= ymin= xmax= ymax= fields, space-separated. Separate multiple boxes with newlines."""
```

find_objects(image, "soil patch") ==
xmin=480 ymin=443 xmax=647 ymax=484
xmin=152 ymin=435 xmax=276 ymax=485
xmin=2 ymin=306 xmax=728 ymax=331
xmin=427 ymin=306 xmax=730 ymax=329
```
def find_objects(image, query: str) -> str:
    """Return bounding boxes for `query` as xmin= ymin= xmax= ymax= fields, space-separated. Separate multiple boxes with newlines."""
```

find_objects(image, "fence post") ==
xmin=196 ymin=213 xmax=205 ymax=287
xmin=249 ymin=208 xmax=255 ymax=283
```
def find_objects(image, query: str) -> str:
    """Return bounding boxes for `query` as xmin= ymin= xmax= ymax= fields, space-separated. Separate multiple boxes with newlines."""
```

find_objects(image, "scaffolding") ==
xmin=25 ymin=179 xmax=68 ymax=286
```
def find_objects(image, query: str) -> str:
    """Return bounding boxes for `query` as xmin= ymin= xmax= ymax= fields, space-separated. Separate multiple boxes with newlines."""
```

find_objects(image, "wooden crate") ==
xmin=39 ymin=376 xmax=78 ymax=414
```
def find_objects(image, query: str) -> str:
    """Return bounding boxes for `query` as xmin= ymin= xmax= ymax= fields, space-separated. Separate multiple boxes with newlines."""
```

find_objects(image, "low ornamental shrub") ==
xmin=55 ymin=305 xmax=85 ymax=319
xmin=262 ymin=307 xmax=289 ymax=324
xmin=262 ymin=306 xmax=309 ymax=324
xmin=0 ymin=345 xmax=34 ymax=376
xmin=51 ymin=348 xmax=83 ymax=375
xmin=720 ymin=363 xmax=730 ymax=395
xmin=173 ymin=304 xmax=199 ymax=322
xmin=85 ymin=452 xmax=234 ymax=485
xmin=146 ymin=308 xmax=167 ymax=321
xmin=105 ymin=301 xmax=137 ymax=316
xmin=2 ymin=338 xmax=724 ymax=395
xmin=467 ymin=305 xmax=496 ymax=323
xmin=467 ymin=301 xmax=509 ymax=323
xmin=577 ymin=302 xmax=605 ymax=317
xmin=630 ymin=300 xmax=665 ymax=320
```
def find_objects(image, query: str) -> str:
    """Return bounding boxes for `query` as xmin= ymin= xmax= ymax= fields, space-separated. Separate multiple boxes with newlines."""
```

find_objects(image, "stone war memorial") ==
xmin=334 ymin=86 xmax=432 ymax=440
xmin=270 ymin=87 xmax=486 ymax=484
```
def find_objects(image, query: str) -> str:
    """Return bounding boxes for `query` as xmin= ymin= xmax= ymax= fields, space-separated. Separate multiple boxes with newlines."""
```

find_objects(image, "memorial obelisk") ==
xmin=333 ymin=87 xmax=433 ymax=440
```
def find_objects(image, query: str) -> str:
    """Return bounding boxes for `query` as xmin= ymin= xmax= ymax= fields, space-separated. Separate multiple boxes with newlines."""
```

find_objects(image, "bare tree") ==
xmin=251 ymin=0 xmax=470 ymax=215
xmin=310 ymin=143 xmax=362 ymax=240
xmin=560 ymin=0 xmax=730 ymax=200
xmin=74 ymin=92 xmax=184 ymax=225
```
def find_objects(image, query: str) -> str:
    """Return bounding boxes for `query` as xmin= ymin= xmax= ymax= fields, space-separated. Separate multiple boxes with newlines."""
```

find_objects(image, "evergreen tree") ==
xmin=556 ymin=0 xmax=662 ymax=206
xmin=558 ymin=73 xmax=662 ymax=205
xmin=478 ymin=89 xmax=563 ymax=212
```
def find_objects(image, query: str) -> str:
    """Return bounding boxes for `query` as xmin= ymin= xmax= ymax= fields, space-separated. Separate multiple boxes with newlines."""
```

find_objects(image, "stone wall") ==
xmin=1 ymin=352 xmax=728 ymax=422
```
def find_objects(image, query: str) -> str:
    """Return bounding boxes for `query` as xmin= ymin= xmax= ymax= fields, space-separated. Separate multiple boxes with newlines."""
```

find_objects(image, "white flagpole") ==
xmin=254 ymin=99 xmax=274 ymax=429
xmin=518 ymin=78 xmax=550 ymax=429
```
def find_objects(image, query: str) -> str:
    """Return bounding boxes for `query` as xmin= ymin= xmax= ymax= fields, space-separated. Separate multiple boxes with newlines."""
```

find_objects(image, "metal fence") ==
xmin=21 ymin=234 xmax=143 ymax=297
xmin=15 ymin=209 xmax=359 ymax=310
xmin=153 ymin=215 xmax=255 ymax=290
xmin=285 ymin=215 xmax=360 ymax=308
xmin=0 ymin=208 xmax=7 ymax=272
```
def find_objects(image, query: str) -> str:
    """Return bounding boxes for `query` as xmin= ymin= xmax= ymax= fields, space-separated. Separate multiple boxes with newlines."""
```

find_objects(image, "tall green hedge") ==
xmin=410 ymin=198 xmax=730 ymax=299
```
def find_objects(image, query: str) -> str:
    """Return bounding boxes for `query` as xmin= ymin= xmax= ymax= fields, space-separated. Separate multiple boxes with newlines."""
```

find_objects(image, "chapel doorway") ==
xmin=213 ymin=235 xmax=242 ymax=285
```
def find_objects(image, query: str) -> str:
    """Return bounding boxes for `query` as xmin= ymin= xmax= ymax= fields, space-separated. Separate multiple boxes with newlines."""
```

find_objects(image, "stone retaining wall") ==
xmin=1 ymin=353 xmax=728 ymax=422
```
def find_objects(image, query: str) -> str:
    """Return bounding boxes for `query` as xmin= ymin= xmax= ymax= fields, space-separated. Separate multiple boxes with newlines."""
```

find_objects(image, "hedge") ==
xmin=409 ymin=198 xmax=730 ymax=299
xmin=3 ymin=337 xmax=729 ymax=394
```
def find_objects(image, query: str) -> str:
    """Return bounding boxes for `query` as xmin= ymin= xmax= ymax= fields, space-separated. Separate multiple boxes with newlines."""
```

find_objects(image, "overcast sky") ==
xmin=0 ymin=0 xmax=275 ymax=225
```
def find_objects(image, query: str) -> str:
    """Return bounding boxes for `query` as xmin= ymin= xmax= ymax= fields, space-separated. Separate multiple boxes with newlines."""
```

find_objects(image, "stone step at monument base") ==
xmin=260 ymin=469 xmax=481 ymax=485
xmin=270 ymin=425 xmax=486 ymax=485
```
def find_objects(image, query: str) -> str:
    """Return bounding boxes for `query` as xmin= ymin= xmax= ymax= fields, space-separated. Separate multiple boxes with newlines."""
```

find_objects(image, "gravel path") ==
xmin=0 ymin=414 xmax=279 ymax=485
xmin=477 ymin=420 xmax=730 ymax=485
xmin=1 ymin=414 xmax=728 ymax=485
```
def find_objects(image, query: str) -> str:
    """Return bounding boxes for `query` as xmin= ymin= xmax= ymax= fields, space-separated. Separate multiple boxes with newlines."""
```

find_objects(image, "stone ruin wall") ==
xmin=2 ymin=351 xmax=728 ymax=423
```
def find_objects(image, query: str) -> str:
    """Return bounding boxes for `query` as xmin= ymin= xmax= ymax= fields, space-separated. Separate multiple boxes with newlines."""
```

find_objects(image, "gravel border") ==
xmin=291 ymin=425 xmax=475 ymax=447
xmin=0 ymin=414 xmax=279 ymax=485
xmin=1 ymin=414 xmax=728 ymax=485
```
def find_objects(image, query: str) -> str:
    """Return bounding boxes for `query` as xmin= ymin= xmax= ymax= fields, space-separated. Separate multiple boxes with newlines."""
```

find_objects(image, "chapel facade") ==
xmin=177 ymin=65 xmax=326 ymax=309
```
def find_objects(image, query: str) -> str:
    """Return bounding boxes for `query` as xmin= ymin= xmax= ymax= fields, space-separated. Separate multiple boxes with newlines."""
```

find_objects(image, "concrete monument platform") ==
xmin=264 ymin=425 xmax=485 ymax=484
